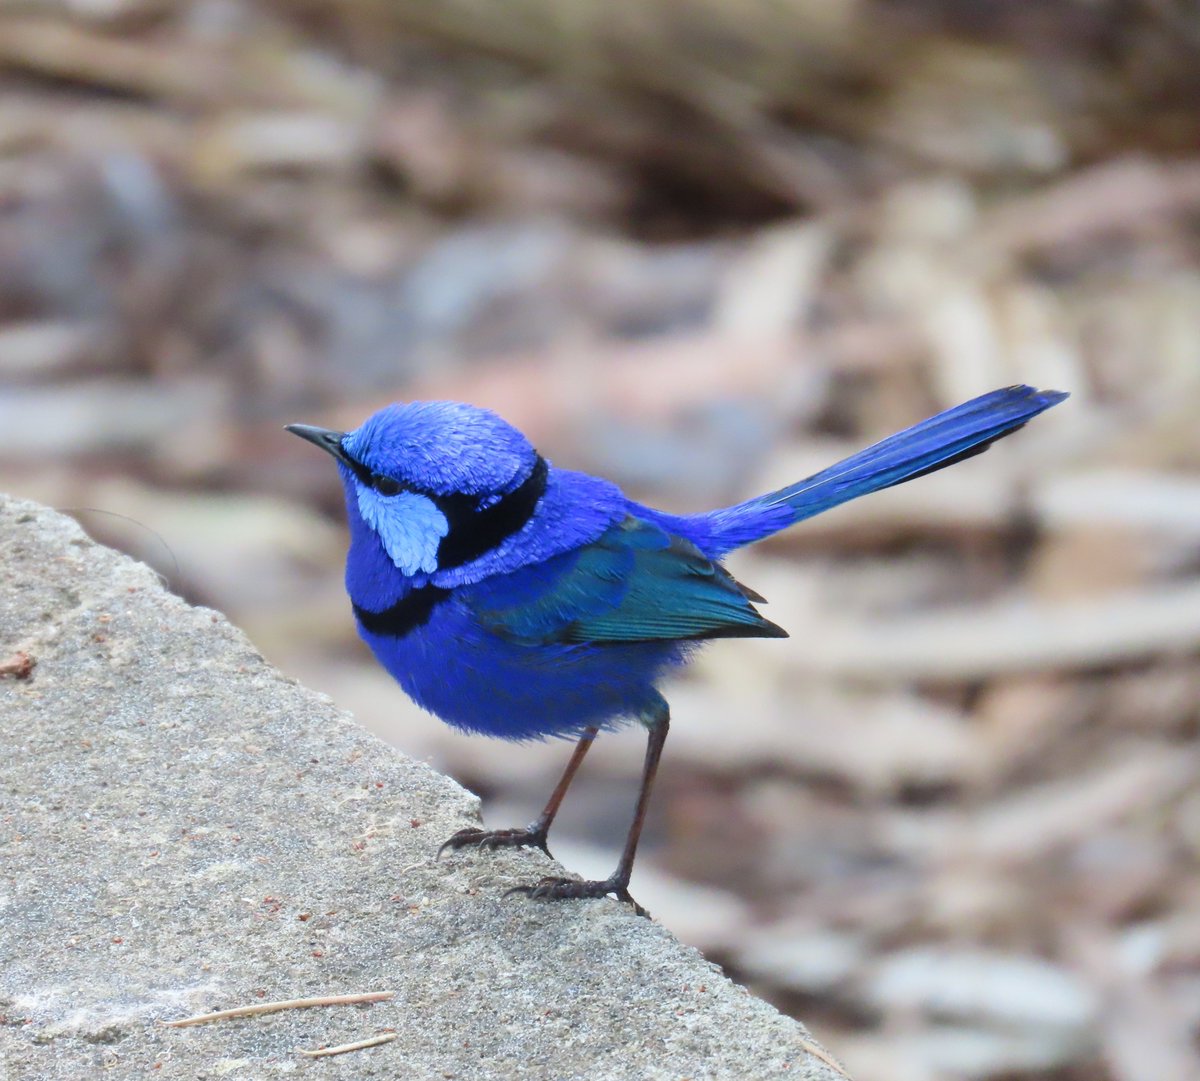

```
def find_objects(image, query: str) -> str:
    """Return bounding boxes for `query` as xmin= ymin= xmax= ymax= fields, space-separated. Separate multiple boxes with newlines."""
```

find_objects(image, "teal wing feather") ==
xmin=466 ymin=516 xmax=787 ymax=646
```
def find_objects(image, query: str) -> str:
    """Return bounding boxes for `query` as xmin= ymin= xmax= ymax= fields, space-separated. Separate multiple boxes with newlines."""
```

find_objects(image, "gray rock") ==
xmin=0 ymin=494 xmax=845 ymax=1080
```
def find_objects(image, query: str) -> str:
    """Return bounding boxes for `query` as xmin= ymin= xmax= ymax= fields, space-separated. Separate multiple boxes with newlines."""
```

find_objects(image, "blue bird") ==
xmin=287 ymin=384 xmax=1066 ymax=914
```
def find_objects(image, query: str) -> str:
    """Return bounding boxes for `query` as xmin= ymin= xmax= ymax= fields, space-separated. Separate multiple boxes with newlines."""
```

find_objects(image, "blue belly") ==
xmin=356 ymin=594 xmax=684 ymax=741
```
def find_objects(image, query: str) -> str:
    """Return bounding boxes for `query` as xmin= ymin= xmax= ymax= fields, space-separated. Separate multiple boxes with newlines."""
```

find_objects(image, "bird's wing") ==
xmin=464 ymin=516 xmax=786 ymax=646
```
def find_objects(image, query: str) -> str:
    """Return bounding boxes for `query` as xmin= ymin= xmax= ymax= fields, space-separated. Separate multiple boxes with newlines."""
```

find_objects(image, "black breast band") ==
xmin=354 ymin=585 xmax=450 ymax=638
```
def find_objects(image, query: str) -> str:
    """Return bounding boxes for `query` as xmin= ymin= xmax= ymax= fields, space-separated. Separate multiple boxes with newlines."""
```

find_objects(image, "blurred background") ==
xmin=2 ymin=2 xmax=1199 ymax=1078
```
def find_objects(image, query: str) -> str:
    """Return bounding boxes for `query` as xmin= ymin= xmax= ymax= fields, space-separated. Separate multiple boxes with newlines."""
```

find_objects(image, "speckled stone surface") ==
xmin=0 ymin=494 xmax=846 ymax=1081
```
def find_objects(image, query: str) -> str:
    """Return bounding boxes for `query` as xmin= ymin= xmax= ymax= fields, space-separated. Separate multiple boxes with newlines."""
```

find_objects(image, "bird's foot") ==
xmin=437 ymin=825 xmax=551 ymax=860
xmin=506 ymin=875 xmax=650 ymax=919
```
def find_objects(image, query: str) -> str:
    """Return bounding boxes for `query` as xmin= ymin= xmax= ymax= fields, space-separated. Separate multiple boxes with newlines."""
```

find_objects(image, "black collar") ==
xmin=435 ymin=456 xmax=548 ymax=569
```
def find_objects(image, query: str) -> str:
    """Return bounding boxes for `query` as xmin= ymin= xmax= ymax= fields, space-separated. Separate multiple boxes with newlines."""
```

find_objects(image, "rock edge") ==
xmin=0 ymin=494 xmax=845 ymax=1080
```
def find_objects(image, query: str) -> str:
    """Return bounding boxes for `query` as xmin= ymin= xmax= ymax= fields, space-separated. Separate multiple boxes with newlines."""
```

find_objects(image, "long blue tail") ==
xmin=683 ymin=385 xmax=1067 ymax=556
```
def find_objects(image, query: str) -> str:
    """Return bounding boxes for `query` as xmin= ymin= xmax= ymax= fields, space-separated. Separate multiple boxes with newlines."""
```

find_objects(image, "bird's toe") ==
xmin=506 ymin=876 xmax=650 ymax=918
xmin=437 ymin=825 xmax=551 ymax=860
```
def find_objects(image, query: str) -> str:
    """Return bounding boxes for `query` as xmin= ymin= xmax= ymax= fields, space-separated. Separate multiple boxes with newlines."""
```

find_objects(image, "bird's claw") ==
xmin=437 ymin=825 xmax=551 ymax=861
xmin=505 ymin=875 xmax=650 ymax=918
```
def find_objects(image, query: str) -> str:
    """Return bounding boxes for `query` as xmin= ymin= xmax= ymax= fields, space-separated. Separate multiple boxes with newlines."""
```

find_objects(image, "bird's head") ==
xmin=287 ymin=401 xmax=546 ymax=577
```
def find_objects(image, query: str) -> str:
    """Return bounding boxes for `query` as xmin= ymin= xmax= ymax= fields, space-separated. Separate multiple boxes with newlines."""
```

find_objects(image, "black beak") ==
xmin=284 ymin=424 xmax=352 ymax=466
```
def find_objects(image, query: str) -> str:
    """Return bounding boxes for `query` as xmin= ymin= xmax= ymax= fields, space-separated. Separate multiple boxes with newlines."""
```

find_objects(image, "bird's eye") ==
xmin=372 ymin=474 xmax=403 ymax=496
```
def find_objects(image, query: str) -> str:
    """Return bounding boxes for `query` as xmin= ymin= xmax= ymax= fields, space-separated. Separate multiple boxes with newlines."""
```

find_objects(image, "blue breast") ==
xmin=357 ymin=594 xmax=685 ymax=740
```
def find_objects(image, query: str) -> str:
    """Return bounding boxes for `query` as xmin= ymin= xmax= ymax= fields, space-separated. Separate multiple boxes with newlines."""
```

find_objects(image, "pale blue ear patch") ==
xmin=356 ymin=487 xmax=448 ymax=575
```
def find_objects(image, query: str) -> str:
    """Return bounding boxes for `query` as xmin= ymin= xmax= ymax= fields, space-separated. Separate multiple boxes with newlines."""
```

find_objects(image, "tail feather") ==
xmin=763 ymin=385 xmax=1067 ymax=519
xmin=687 ymin=385 xmax=1067 ymax=556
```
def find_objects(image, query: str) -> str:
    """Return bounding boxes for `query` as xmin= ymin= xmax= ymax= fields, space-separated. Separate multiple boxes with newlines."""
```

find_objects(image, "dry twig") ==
xmin=161 ymin=991 xmax=393 ymax=1028
xmin=797 ymin=1035 xmax=852 ymax=1079
xmin=298 ymin=1032 xmax=398 ymax=1058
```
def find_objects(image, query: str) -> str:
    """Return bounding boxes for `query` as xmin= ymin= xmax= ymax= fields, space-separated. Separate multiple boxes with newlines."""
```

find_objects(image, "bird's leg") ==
xmin=509 ymin=703 xmax=670 ymax=918
xmin=438 ymin=726 xmax=598 ymax=859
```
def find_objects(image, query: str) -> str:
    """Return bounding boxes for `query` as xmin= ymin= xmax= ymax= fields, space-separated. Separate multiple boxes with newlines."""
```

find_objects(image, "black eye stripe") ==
xmin=341 ymin=442 xmax=436 ymax=500
xmin=345 ymin=456 xmax=411 ymax=498
xmin=344 ymin=444 xmax=494 ymax=508
xmin=344 ymin=456 xmax=375 ymax=489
